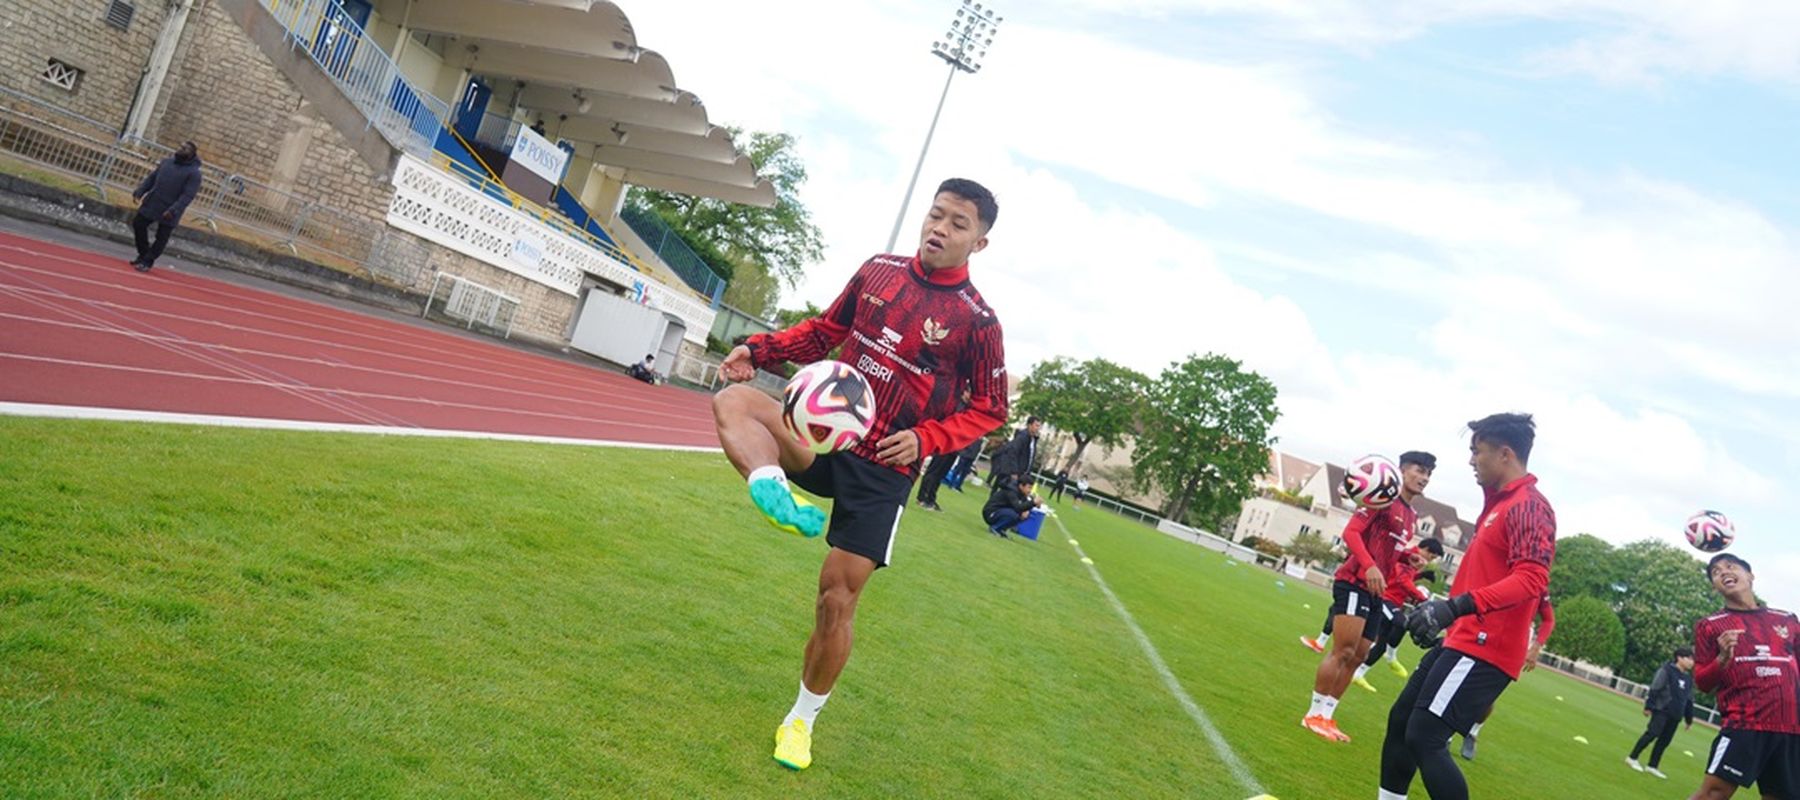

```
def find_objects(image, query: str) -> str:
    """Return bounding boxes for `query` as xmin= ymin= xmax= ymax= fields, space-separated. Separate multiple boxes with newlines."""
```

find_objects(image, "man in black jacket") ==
xmin=981 ymin=475 xmax=1039 ymax=538
xmin=986 ymin=416 xmax=1041 ymax=487
xmin=129 ymin=141 xmax=204 ymax=272
xmin=1626 ymin=645 xmax=1696 ymax=778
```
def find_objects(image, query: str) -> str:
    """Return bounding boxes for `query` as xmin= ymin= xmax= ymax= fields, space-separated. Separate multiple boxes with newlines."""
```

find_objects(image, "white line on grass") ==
xmin=1050 ymin=512 xmax=1266 ymax=797
xmin=0 ymin=402 xmax=724 ymax=453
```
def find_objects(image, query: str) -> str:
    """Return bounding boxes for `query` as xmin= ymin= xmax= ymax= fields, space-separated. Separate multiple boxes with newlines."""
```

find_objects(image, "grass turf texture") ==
xmin=0 ymin=417 xmax=1716 ymax=798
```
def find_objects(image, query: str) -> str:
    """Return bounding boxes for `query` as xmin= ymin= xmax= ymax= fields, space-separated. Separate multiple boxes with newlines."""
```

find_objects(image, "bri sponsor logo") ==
xmin=858 ymin=354 xmax=895 ymax=384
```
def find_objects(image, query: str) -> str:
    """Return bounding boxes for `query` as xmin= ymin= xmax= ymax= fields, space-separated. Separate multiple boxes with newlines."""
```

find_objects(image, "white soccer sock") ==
xmin=749 ymin=465 xmax=788 ymax=486
xmin=1309 ymin=691 xmax=1340 ymax=719
xmin=783 ymin=681 xmax=830 ymax=729
xmin=1354 ymin=663 xmax=1371 ymax=680
xmin=1379 ymin=790 xmax=1408 ymax=800
xmin=1320 ymin=633 xmax=1332 ymax=648
xmin=1468 ymin=722 xmax=1483 ymax=739
xmin=1387 ymin=649 xmax=1399 ymax=663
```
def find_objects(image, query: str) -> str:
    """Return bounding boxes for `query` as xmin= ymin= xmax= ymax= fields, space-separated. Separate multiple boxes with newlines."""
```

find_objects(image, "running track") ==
xmin=0 ymin=229 xmax=719 ymax=448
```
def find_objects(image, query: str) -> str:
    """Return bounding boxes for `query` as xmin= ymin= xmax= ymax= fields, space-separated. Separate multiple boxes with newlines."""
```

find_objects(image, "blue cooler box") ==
xmin=1015 ymin=508 xmax=1046 ymax=540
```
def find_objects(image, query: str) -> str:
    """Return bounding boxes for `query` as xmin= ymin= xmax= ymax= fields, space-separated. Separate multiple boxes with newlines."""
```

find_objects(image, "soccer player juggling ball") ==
xmin=711 ymin=179 xmax=1009 ymax=772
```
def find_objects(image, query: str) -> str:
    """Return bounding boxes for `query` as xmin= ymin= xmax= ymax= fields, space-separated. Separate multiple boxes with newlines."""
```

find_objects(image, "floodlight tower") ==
xmin=884 ymin=0 xmax=1003 ymax=254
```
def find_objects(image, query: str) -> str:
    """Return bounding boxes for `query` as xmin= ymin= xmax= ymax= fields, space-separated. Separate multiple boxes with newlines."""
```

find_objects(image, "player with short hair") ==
xmin=1303 ymin=450 xmax=1436 ymax=742
xmin=712 ymin=178 xmax=1009 ymax=771
xmin=1350 ymin=538 xmax=1445 ymax=693
xmin=1379 ymin=413 xmax=1555 ymax=800
xmin=1685 ymin=553 xmax=1800 ymax=800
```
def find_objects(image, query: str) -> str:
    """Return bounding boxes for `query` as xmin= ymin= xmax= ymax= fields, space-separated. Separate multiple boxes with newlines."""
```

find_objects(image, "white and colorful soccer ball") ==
xmin=1684 ymin=510 xmax=1735 ymax=553
xmin=1342 ymin=454 xmax=1403 ymax=510
xmin=781 ymin=360 xmax=877 ymax=455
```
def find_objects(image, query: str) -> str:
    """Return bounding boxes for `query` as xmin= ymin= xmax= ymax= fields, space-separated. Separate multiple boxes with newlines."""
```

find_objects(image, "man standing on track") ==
xmin=1303 ymin=450 xmax=1435 ymax=743
xmin=1684 ymin=554 xmax=1800 ymax=799
xmin=129 ymin=141 xmax=203 ymax=273
xmin=711 ymin=178 xmax=1008 ymax=772
xmin=1378 ymin=413 xmax=1556 ymax=800
xmin=1627 ymin=645 xmax=1696 ymax=778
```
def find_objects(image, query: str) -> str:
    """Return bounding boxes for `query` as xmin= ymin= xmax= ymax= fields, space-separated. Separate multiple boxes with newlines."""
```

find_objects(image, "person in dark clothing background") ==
xmin=981 ymin=475 xmax=1039 ymax=538
xmin=986 ymin=416 xmax=1041 ymax=487
xmin=129 ymin=141 xmax=204 ymax=273
xmin=1626 ymin=645 xmax=1696 ymax=778
xmin=1048 ymin=467 xmax=1070 ymax=501
xmin=944 ymin=437 xmax=984 ymax=492
xmin=627 ymin=354 xmax=658 ymax=384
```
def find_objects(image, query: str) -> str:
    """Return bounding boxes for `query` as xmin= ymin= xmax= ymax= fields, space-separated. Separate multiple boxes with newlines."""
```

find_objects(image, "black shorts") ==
xmin=1403 ymin=646 xmax=1513 ymax=735
xmin=1369 ymin=600 xmax=1403 ymax=644
xmin=790 ymin=452 xmax=912 ymax=568
xmin=1706 ymin=729 xmax=1800 ymax=793
xmin=1330 ymin=580 xmax=1379 ymax=640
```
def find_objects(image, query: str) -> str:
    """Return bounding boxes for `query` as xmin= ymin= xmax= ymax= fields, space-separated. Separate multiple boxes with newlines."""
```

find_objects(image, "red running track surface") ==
xmin=0 ymin=229 xmax=720 ymax=448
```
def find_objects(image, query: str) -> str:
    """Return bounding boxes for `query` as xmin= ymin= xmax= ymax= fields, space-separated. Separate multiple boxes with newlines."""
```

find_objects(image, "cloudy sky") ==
xmin=624 ymin=1 xmax=1799 ymax=608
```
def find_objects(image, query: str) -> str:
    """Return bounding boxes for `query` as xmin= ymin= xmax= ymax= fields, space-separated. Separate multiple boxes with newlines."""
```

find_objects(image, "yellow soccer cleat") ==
xmin=773 ymin=719 xmax=813 ymax=770
xmin=749 ymin=479 xmax=826 ymax=538
xmin=1352 ymin=675 xmax=1378 ymax=693
xmin=1387 ymin=658 xmax=1410 ymax=679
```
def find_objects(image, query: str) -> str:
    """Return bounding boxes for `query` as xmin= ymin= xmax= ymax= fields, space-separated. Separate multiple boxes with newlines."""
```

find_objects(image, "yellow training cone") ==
xmin=1080 ymin=557 xmax=1094 ymax=565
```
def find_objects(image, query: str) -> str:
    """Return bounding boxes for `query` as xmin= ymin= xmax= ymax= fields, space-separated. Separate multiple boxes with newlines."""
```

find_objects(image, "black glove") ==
xmin=1406 ymin=594 xmax=1477 ymax=645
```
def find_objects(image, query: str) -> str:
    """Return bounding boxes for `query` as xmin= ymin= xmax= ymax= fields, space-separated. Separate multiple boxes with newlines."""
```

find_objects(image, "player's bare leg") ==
xmin=713 ymin=385 xmax=825 ymax=537
xmin=1687 ymin=775 xmax=1741 ymax=799
xmin=1307 ymin=614 xmax=1367 ymax=741
xmin=801 ymin=548 xmax=879 ymax=694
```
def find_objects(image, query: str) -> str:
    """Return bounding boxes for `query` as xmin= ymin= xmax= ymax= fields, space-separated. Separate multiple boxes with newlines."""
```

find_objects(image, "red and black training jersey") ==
xmin=1694 ymin=606 xmax=1800 ymax=734
xmin=1443 ymin=473 xmax=1557 ymax=680
xmin=1382 ymin=553 xmax=1432 ymax=607
xmin=1333 ymin=500 xmax=1417 ymax=590
xmin=744 ymin=254 xmax=1008 ymax=477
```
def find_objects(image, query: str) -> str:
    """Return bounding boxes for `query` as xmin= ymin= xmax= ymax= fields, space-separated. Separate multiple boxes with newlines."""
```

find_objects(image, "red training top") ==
xmin=1443 ymin=473 xmax=1557 ymax=679
xmin=1694 ymin=606 xmax=1800 ymax=734
xmin=744 ymin=254 xmax=1008 ymax=477
xmin=1381 ymin=552 xmax=1432 ymax=606
xmin=1333 ymin=499 xmax=1417 ymax=591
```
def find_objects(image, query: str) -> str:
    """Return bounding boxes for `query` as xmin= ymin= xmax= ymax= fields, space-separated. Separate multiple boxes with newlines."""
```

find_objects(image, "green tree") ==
xmin=1549 ymin=533 xmax=1623 ymax=602
xmin=773 ymin=302 xmax=823 ymax=330
xmin=1611 ymin=540 xmax=1716 ymax=683
xmin=628 ymin=128 xmax=824 ymax=316
xmin=1015 ymin=357 xmax=1149 ymax=472
xmin=1129 ymin=353 xmax=1281 ymax=531
xmin=1546 ymin=594 xmax=1627 ymax=670
xmin=1287 ymin=529 xmax=1337 ymax=569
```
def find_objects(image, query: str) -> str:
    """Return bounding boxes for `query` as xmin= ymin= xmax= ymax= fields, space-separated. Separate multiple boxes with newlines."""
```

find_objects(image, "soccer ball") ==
xmin=1684 ymin=510 xmax=1735 ymax=553
xmin=781 ymin=360 xmax=877 ymax=454
xmin=1342 ymin=454 xmax=1402 ymax=510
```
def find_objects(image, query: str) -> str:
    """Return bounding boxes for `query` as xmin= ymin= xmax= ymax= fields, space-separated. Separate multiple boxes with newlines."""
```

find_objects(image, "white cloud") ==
xmin=618 ymin=0 xmax=1800 ymax=610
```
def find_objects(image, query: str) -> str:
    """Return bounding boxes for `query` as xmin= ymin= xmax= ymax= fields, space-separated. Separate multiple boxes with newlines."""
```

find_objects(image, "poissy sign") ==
xmin=509 ymin=126 xmax=569 ymax=184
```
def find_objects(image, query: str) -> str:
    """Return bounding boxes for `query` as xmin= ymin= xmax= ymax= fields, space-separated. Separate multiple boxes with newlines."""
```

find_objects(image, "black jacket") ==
xmin=134 ymin=155 xmax=205 ymax=224
xmin=990 ymin=429 xmax=1037 ymax=477
xmin=983 ymin=481 xmax=1036 ymax=520
xmin=1644 ymin=661 xmax=1695 ymax=723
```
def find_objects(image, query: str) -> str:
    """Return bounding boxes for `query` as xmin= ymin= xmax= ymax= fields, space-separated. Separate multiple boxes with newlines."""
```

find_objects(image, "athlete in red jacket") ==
xmin=712 ymin=179 xmax=1009 ymax=772
xmin=1687 ymin=553 xmax=1800 ymax=800
xmin=1379 ymin=413 xmax=1556 ymax=800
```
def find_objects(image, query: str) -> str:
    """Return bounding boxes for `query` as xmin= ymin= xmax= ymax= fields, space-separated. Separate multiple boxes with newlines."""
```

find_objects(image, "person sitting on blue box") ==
xmin=982 ymin=475 xmax=1040 ymax=539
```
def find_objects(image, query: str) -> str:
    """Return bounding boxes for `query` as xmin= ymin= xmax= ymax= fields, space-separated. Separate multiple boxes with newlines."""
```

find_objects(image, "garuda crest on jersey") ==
xmin=921 ymin=317 xmax=949 ymax=346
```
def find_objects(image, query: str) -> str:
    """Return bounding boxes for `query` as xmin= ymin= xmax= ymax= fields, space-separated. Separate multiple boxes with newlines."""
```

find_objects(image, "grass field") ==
xmin=0 ymin=417 xmax=1718 ymax=798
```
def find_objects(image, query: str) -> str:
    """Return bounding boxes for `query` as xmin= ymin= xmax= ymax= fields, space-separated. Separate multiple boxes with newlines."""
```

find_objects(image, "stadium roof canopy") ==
xmin=381 ymin=0 xmax=775 ymax=206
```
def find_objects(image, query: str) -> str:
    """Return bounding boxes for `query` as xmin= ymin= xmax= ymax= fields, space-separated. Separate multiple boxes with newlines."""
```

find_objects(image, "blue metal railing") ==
xmin=261 ymin=0 xmax=448 ymax=157
xmin=619 ymin=204 xmax=728 ymax=305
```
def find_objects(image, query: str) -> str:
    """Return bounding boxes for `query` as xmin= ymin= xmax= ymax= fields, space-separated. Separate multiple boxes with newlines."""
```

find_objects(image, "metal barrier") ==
xmin=619 ymin=203 xmax=728 ymax=303
xmin=260 ymin=0 xmax=448 ymax=157
xmin=0 ymin=85 xmax=402 ymax=283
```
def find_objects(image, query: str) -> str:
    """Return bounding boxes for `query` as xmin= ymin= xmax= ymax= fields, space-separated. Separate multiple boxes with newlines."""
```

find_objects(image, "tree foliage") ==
xmin=1286 ymin=530 xmax=1338 ymax=569
xmin=1547 ymin=535 xmax=1716 ymax=683
xmin=1549 ymin=533 xmax=1623 ymax=601
xmin=627 ymin=128 xmax=824 ymax=316
xmin=1547 ymin=594 xmax=1627 ymax=670
xmin=1015 ymin=357 xmax=1149 ymax=472
xmin=1129 ymin=353 xmax=1280 ymax=532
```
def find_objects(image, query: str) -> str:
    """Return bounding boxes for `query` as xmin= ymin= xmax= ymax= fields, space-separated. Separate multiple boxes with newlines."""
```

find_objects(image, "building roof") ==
xmin=1276 ymin=452 xmax=1321 ymax=492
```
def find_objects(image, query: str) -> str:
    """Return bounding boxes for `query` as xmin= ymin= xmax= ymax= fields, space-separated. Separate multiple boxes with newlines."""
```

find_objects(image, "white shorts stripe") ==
xmin=1382 ymin=604 xmax=1395 ymax=621
xmin=1428 ymin=655 xmax=1477 ymax=717
xmin=1347 ymin=591 xmax=1360 ymax=617
xmin=1708 ymin=736 xmax=1732 ymax=775
xmin=883 ymin=504 xmax=903 ymax=564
